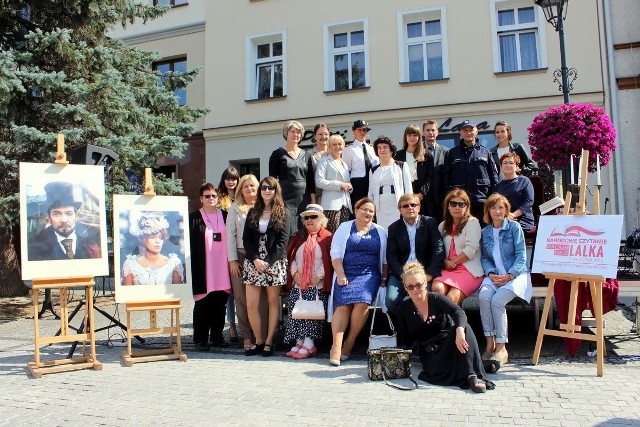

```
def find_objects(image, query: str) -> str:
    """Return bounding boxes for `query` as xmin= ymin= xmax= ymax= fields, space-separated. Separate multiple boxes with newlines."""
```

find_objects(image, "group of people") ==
xmin=183 ymin=117 xmax=538 ymax=394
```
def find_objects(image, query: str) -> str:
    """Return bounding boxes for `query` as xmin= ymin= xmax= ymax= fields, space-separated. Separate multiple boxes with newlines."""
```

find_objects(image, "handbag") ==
xmin=367 ymin=347 xmax=418 ymax=390
xmin=291 ymin=287 xmax=325 ymax=320
xmin=368 ymin=291 xmax=397 ymax=350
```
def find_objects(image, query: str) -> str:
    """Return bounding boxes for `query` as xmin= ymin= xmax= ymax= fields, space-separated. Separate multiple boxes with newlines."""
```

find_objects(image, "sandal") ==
xmin=467 ymin=375 xmax=487 ymax=393
xmin=483 ymin=359 xmax=501 ymax=374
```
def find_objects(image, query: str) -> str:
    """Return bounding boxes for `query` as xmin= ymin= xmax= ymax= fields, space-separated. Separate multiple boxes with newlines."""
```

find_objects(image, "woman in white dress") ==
xmin=122 ymin=212 xmax=184 ymax=285
xmin=367 ymin=136 xmax=412 ymax=231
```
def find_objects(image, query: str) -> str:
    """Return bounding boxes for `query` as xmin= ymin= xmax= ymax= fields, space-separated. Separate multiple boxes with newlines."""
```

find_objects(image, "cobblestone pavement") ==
xmin=0 ymin=288 xmax=639 ymax=426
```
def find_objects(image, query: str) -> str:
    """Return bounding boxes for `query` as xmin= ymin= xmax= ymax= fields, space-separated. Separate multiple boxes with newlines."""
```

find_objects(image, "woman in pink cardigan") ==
xmin=431 ymin=189 xmax=484 ymax=305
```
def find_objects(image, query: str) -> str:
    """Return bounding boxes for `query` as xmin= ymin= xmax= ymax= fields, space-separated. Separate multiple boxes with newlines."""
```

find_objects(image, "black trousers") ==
xmin=350 ymin=176 xmax=369 ymax=208
xmin=471 ymin=201 xmax=487 ymax=228
xmin=193 ymin=290 xmax=229 ymax=344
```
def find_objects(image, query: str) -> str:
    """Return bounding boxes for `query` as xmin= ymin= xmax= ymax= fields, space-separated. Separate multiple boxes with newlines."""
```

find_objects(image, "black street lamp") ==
xmin=535 ymin=0 xmax=576 ymax=104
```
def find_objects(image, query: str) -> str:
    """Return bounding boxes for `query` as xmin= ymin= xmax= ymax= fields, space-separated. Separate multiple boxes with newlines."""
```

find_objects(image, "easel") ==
xmin=121 ymin=169 xmax=187 ymax=366
xmin=28 ymin=134 xmax=104 ymax=378
xmin=532 ymin=149 xmax=606 ymax=376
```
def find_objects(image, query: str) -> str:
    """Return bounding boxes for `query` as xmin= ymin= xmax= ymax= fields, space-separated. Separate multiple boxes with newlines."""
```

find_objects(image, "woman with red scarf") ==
xmin=284 ymin=204 xmax=333 ymax=359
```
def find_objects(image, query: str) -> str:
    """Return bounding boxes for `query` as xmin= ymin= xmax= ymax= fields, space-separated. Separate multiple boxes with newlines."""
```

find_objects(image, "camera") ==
xmin=213 ymin=232 xmax=222 ymax=242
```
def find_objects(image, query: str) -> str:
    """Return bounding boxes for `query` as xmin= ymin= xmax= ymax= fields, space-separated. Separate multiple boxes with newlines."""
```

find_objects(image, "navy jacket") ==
xmin=443 ymin=139 xmax=499 ymax=203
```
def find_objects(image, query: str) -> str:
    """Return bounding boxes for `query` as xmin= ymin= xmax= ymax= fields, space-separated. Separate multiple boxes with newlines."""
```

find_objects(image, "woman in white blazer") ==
xmin=432 ymin=189 xmax=484 ymax=305
xmin=367 ymin=136 xmax=412 ymax=231
xmin=315 ymin=134 xmax=352 ymax=233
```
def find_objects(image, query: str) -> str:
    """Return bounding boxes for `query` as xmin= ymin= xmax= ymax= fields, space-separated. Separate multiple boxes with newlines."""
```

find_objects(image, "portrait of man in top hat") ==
xmin=27 ymin=181 xmax=102 ymax=261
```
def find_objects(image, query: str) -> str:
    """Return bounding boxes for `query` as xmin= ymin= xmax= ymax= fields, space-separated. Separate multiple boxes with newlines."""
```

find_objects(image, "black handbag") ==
xmin=367 ymin=347 xmax=418 ymax=390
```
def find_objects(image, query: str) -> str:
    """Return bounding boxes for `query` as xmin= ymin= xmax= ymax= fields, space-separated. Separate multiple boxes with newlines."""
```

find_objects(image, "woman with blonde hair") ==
xmin=315 ymin=134 xmax=352 ymax=232
xmin=431 ymin=189 xmax=483 ymax=305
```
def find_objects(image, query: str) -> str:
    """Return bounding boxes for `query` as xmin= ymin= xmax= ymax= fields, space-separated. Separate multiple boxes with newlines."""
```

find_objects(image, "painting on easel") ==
xmin=19 ymin=162 xmax=109 ymax=280
xmin=113 ymin=194 xmax=192 ymax=303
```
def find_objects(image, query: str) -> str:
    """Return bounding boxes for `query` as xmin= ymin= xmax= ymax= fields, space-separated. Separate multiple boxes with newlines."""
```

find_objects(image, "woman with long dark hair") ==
xmin=395 ymin=124 xmax=431 ymax=214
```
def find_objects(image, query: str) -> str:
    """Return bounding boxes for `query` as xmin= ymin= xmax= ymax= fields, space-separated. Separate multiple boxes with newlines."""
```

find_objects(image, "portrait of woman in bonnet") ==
xmin=122 ymin=212 xmax=184 ymax=286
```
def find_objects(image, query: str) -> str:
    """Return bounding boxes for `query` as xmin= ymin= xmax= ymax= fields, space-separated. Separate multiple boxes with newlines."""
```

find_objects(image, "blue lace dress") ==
xmin=334 ymin=222 xmax=381 ymax=307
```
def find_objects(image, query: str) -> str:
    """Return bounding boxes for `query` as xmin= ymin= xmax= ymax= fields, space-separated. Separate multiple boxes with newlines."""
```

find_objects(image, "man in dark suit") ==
xmin=28 ymin=181 xmax=102 ymax=261
xmin=422 ymin=120 xmax=448 ymax=222
xmin=385 ymin=193 xmax=444 ymax=317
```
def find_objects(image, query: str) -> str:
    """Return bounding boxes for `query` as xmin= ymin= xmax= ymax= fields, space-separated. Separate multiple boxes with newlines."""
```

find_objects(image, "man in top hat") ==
xmin=341 ymin=119 xmax=379 ymax=208
xmin=443 ymin=120 xmax=499 ymax=224
xmin=28 ymin=181 xmax=102 ymax=261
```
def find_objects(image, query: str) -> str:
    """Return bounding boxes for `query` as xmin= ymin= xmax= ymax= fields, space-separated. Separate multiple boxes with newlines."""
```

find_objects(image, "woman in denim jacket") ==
xmin=479 ymin=193 xmax=532 ymax=369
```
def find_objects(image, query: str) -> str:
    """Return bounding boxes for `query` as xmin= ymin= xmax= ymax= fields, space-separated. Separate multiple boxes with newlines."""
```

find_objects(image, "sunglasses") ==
xmin=260 ymin=185 xmax=276 ymax=191
xmin=448 ymin=201 xmax=467 ymax=208
xmin=404 ymin=282 xmax=425 ymax=291
xmin=202 ymin=194 xmax=218 ymax=199
xmin=401 ymin=203 xmax=419 ymax=209
xmin=303 ymin=215 xmax=318 ymax=221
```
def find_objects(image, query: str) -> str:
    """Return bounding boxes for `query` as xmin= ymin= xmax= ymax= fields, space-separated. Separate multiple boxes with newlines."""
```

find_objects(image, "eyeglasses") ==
xmin=400 ymin=203 xmax=419 ymax=209
xmin=303 ymin=215 xmax=318 ymax=221
xmin=404 ymin=282 xmax=425 ymax=291
xmin=203 ymin=194 xmax=218 ymax=199
xmin=448 ymin=201 xmax=467 ymax=208
xmin=502 ymin=161 xmax=516 ymax=166
xmin=260 ymin=185 xmax=276 ymax=191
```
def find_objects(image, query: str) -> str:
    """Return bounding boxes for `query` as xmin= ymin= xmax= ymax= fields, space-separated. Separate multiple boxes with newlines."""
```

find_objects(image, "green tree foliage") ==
xmin=0 ymin=0 xmax=209 ymax=295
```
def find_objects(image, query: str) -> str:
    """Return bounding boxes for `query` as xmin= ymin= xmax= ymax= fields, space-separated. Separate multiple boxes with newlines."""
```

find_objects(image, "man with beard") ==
xmin=28 ymin=181 xmax=101 ymax=260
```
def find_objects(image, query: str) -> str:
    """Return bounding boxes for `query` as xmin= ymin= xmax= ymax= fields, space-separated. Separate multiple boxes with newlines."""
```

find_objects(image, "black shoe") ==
xmin=467 ymin=375 xmax=487 ymax=393
xmin=230 ymin=335 xmax=239 ymax=343
xmin=261 ymin=344 xmax=273 ymax=357
xmin=194 ymin=342 xmax=210 ymax=352
xmin=245 ymin=343 xmax=265 ymax=356
xmin=211 ymin=339 xmax=229 ymax=348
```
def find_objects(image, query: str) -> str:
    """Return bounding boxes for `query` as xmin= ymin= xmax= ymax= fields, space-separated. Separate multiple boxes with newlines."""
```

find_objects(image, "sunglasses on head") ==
xmin=303 ymin=215 xmax=318 ymax=221
xmin=260 ymin=185 xmax=276 ymax=191
xmin=404 ymin=282 xmax=425 ymax=291
xmin=203 ymin=194 xmax=218 ymax=199
xmin=448 ymin=201 xmax=467 ymax=208
xmin=401 ymin=203 xmax=419 ymax=209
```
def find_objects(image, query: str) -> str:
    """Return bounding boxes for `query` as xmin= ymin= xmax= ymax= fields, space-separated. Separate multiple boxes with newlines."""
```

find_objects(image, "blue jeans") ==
xmin=385 ymin=275 xmax=407 ymax=316
xmin=478 ymin=280 xmax=517 ymax=343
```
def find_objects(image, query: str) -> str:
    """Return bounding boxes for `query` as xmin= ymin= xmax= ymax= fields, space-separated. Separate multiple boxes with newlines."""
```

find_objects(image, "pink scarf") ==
xmin=299 ymin=231 xmax=318 ymax=290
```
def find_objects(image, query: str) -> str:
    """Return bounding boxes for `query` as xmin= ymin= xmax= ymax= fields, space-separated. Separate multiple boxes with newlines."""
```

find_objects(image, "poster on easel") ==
xmin=113 ymin=194 xmax=193 ymax=303
xmin=532 ymin=214 xmax=624 ymax=278
xmin=19 ymin=162 xmax=109 ymax=280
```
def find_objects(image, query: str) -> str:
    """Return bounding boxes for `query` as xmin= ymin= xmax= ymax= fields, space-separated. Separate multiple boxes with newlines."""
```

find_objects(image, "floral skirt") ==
xmin=241 ymin=235 xmax=287 ymax=287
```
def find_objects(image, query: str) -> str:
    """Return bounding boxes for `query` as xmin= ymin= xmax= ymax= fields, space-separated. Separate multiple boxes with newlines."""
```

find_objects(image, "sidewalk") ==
xmin=0 ymin=288 xmax=639 ymax=426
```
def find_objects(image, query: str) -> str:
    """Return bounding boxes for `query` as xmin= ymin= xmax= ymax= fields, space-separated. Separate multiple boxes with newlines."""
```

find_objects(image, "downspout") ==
xmin=602 ymin=0 xmax=624 ymax=217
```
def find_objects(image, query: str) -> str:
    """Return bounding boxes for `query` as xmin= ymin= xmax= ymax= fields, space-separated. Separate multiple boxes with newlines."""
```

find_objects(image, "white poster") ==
xmin=113 ymin=194 xmax=193 ymax=303
xmin=532 ymin=215 xmax=624 ymax=278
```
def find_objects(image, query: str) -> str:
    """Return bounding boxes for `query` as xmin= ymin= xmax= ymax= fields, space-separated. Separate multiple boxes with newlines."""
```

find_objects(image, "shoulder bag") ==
xmin=367 ymin=347 xmax=418 ymax=390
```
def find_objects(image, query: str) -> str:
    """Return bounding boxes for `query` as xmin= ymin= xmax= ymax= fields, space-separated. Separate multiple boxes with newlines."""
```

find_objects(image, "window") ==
xmin=323 ymin=19 xmax=369 ymax=91
xmin=153 ymin=58 xmax=187 ymax=106
xmin=397 ymin=7 xmax=448 ymax=82
xmin=246 ymin=31 xmax=286 ymax=100
xmin=154 ymin=0 xmax=188 ymax=6
xmin=490 ymin=1 xmax=547 ymax=72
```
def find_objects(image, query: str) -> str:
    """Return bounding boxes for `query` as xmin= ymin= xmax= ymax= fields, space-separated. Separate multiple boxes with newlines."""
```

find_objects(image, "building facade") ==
xmin=113 ymin=0 xmax=637 ymax=233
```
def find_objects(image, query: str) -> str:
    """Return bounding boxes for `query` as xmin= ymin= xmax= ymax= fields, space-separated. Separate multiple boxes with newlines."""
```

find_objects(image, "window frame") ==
xmin=323 ymin=18 xmax=370 ymax=92
xmin=153 ymin=0 xmax=189 ymax=7
xmin=152 ymin=57 xmax=188 ymax=106
xmin=490 ymin=0 xmax=548 ymax=73
xmin=397 ymin=7 xmax=449 ymax=83
xmin=245 ymin=30 xmax=287 ymax=101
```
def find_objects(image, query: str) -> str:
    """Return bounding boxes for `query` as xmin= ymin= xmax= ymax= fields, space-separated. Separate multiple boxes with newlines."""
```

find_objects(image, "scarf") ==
xmin=299 ymin=230 xmax=319 ymax=290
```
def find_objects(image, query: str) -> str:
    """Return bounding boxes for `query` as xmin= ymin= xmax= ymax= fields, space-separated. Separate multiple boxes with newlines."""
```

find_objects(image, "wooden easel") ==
xmin=531 ymin=149 xmax=606 ymax=376
xmin=121 ymin=169 xmax=187 ymax=366
xmin=28 ymin=134 xmax=103 ymax=378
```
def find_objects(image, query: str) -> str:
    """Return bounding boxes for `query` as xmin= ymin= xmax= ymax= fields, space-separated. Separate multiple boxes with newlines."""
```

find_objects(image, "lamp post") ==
xmin=535 ymin=0 xmax=576 ymax=104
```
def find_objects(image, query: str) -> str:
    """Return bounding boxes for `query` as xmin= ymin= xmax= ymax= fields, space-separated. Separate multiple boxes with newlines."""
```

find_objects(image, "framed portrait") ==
xmin=113 ymin=194 xmax=192 ymax=303
xmin=20 ymin=162 xmax=109 ymax=280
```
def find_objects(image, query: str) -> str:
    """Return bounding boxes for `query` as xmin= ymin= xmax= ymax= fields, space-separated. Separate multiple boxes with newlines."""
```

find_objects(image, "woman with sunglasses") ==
xmin=283 ymin=204 xmax=333 ymax=359
xmin=242 ymin=177 xmax=290 ymax=356
xmin=492 ymin=152 xmax=535 ymax=232
xmin=189 ymin=183 xmax=231 ymax=351
xmin=397 ymin=261 xmax=494 ymax=393
xmin=431 ymin=189 xmax=484 ymax=305
xmin=226 ymin=174 xmax=268 ymax=351
xmin=329 ymin=198 xmax=387 ymax=365
xmin=479 ymin=193 xmax=531 ymax=367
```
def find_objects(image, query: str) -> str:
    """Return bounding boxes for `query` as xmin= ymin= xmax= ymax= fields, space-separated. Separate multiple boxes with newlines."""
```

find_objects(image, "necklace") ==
xmin=201 ymin=208 xmax=219 ymax=231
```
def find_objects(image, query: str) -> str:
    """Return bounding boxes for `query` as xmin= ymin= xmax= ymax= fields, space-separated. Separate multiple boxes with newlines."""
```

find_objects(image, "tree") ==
xmin=0 ymin=1 xmax=209 ymax=296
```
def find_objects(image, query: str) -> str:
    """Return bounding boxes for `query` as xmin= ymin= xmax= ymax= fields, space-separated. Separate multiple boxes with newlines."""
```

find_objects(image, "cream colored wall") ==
xmin=109 ymin=0 xmax=205 ymax=39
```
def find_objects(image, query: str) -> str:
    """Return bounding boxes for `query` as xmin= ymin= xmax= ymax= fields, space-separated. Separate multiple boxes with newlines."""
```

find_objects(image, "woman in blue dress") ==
xmin=328 ymin=198 xmax=388 ymax=366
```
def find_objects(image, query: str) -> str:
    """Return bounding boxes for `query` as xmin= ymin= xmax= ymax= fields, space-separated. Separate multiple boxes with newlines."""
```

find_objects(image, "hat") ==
xmin=300 ymin=204 xmax=325 ymax=218
xmin=460 ymin=120 xmax=477 ymax=129
xmin=44 ymin=181 xmax=82 ymax=210
xmin=352 ymin=119 xmax=371 ymax=131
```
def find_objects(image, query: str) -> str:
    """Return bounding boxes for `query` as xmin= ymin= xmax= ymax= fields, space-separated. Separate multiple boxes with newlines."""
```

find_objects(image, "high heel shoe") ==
xmin=467 ymin=375 xmax=487 ymax=393
xmin=244 ymin=343 xmax=265 ymax=356
xmin=493 ymin=349 xmax=509 ymax=365
xmin=329 ymin=346 xmax=341 ymax=366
